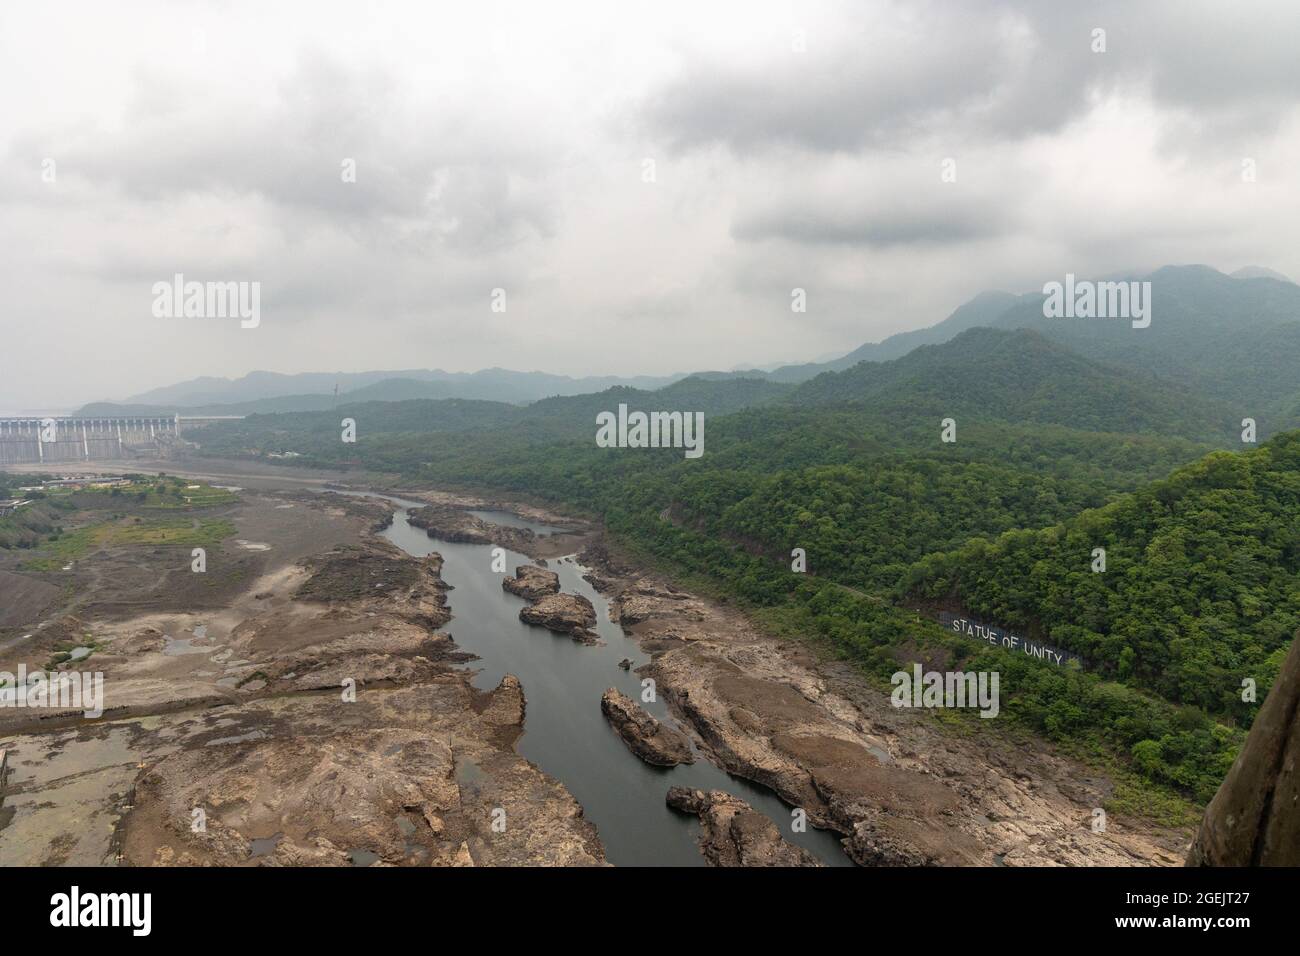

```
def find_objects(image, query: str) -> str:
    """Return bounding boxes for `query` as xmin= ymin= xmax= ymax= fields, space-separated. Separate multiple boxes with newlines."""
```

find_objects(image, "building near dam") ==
xmin=0 ymin=415 xmax=241 ymax=465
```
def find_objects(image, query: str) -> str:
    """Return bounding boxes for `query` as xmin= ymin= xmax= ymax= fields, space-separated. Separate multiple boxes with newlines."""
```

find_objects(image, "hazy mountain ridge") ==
xmin=191 ymin=327 xmax=1237 ymax=469
xmin=111 ymin=366 xmax=684 ymax=409
xmin=79 ymin=264 xmax=1300 ymax=431
xmin=769 ymin=264 xmax=1300 ymax=405
xmin=786 ymin=326 xmax=1240 ymax=442
xmin=191 ymin=375 xmax=792 ymax=460
xmin=979 ymin=266 xmax=1300 ymax=414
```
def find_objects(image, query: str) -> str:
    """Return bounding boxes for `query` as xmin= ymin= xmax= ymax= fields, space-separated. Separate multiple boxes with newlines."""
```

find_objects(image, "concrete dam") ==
xmin=0 ymin=416 xmax=241 ymax=465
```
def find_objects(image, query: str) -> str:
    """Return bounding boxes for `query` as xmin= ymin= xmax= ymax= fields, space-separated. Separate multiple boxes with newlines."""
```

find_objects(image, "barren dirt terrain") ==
xmin=0 ymin=487 xmax=603 ymax=866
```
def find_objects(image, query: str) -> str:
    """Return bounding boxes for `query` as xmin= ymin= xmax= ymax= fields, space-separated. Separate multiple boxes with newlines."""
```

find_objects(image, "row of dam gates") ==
xmin=0 ymin=416 xmax=242 ymax=465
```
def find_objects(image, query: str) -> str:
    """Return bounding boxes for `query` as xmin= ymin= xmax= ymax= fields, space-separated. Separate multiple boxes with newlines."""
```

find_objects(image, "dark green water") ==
xmin=372 ymin=493 xmax=853 ymax=867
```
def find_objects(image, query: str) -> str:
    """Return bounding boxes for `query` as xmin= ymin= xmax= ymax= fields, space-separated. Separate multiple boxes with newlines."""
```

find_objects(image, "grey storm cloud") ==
xmin=1 ymin=0 xmax=1299 ymax=410
xmin=17 ymin=52 xmax=560 ymax=256
xmin=642 ymin=0 xmax=1300 ymax=155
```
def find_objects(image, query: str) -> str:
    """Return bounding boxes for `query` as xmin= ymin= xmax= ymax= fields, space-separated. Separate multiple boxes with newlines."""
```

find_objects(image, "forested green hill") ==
xmin=981 ymin=267 xmax=1300 ymax=423
xmin=788 ymin=327 xmax=1238 ymax=442
xmin=901 ymin=432 xmax=1300 ymax=721
xmin=194 ymin=375 xmax=792 ymax=461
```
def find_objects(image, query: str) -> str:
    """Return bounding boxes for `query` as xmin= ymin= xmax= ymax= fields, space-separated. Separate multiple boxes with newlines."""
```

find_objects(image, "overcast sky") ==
xmin=2 ymin=0 xmax=1299 ymax=409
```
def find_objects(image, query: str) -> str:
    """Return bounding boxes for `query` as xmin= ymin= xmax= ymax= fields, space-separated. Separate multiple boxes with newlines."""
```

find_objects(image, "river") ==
xmin=371 ymin=493 xmax=853 ymax=867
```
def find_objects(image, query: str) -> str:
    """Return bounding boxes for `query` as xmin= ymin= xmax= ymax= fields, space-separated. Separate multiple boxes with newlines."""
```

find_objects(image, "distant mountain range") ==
xmin=77 ymin=264 xmax=1298 ymax=428
xmin=87 ymin=368 xmax=683 ymax=413
xmin=779 ymin=263 xmax=1300 ymax=429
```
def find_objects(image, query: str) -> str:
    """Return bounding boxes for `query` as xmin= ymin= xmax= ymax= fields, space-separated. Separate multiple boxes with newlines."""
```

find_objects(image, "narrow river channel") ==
xmin=367 ymin=493 xmax=853 ymax=867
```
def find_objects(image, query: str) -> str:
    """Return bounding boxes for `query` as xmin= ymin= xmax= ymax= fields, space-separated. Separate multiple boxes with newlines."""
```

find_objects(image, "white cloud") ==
xmin=1 ymin=0 xmax=1298 ymax=408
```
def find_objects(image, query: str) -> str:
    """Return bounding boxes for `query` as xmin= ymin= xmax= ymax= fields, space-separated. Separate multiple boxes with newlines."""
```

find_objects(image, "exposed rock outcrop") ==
xmin=582 ymin=571 xmax=617 ymax=593
xmin=665 ymin=787 xmax=822 ymax=867
xmin=600 ymin=688 xmax=694 ymax=766
xmin=407 ymin=503 xmax=536 ymax=552
xmin=611 ymin=578 xmax=706 ymax=627
xmin=502 ymin=565 xmax=560 ymax=601
xmin=407 ymin=503 xmax=492 ymax=544
xmin=294 ymin=543 xmax=450 ymax=629
xmin=1188 ymin=631 xmax=1300 ymax=866
xmin=519 ymin=593 xmax=598 ymax=644
xmin=580 ymin=546 xmax=1187 ymax=867
xmin=123 ymin=676 xmax=605 ymax=867
xmin=112 ymin=530 xmax=607 ymax=868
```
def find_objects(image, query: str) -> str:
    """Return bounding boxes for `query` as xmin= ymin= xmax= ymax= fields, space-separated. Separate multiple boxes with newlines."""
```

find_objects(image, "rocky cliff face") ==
xmin=1188 ymin=631 xmax=1300 ymax=866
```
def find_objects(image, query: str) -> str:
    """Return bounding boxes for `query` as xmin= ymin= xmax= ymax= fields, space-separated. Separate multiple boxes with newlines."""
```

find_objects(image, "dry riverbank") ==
xmin=577 ymin=541 xmax=1192 ymax=866
xmin=0 ymin=489 xmax=604 ymax=866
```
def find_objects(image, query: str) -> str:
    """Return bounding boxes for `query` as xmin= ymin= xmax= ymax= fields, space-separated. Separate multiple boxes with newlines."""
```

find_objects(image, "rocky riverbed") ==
xmin=0 ymin=490 xmax=604 ymax=866
xmin=0 ymin=468 xmax=1198 ymax=868
xmin=578 ymin=542 xmax=1193 ymax=866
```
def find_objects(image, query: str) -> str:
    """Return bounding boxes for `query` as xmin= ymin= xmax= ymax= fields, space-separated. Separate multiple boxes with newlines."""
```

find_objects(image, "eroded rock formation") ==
xmin=502 ymin=565 xmax=560 ymax=601
xmin=407 ymin=503 xmax=536 ymax=552
xmin=600 ymin=688 xmax=694 ymax=766
xmin=519 ymin=593 xmax=598 ymax=644
xmin=665 ymin=786 xmax=822 ymax=867
xmin=0 ymin=490 xmax=606 ymax=867
xmin=581 ymin=551 xmax=1187 ymax=867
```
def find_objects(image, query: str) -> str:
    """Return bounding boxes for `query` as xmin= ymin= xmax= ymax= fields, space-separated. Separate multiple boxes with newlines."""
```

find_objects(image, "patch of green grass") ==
xmin=21 ymin=516 xmax=236 ymax=571
xmin=143 ymin=487 xmax=239 ymax=509
xmin=20 ymin=525 xmax=100 ymax=571
xmin=106 ymin=517 xmax=235 ymax=546
xmin=1106 ymin=773 xmax=1203 ymax=829
xmin=44 ymin=635 xmax=103 ymax=671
